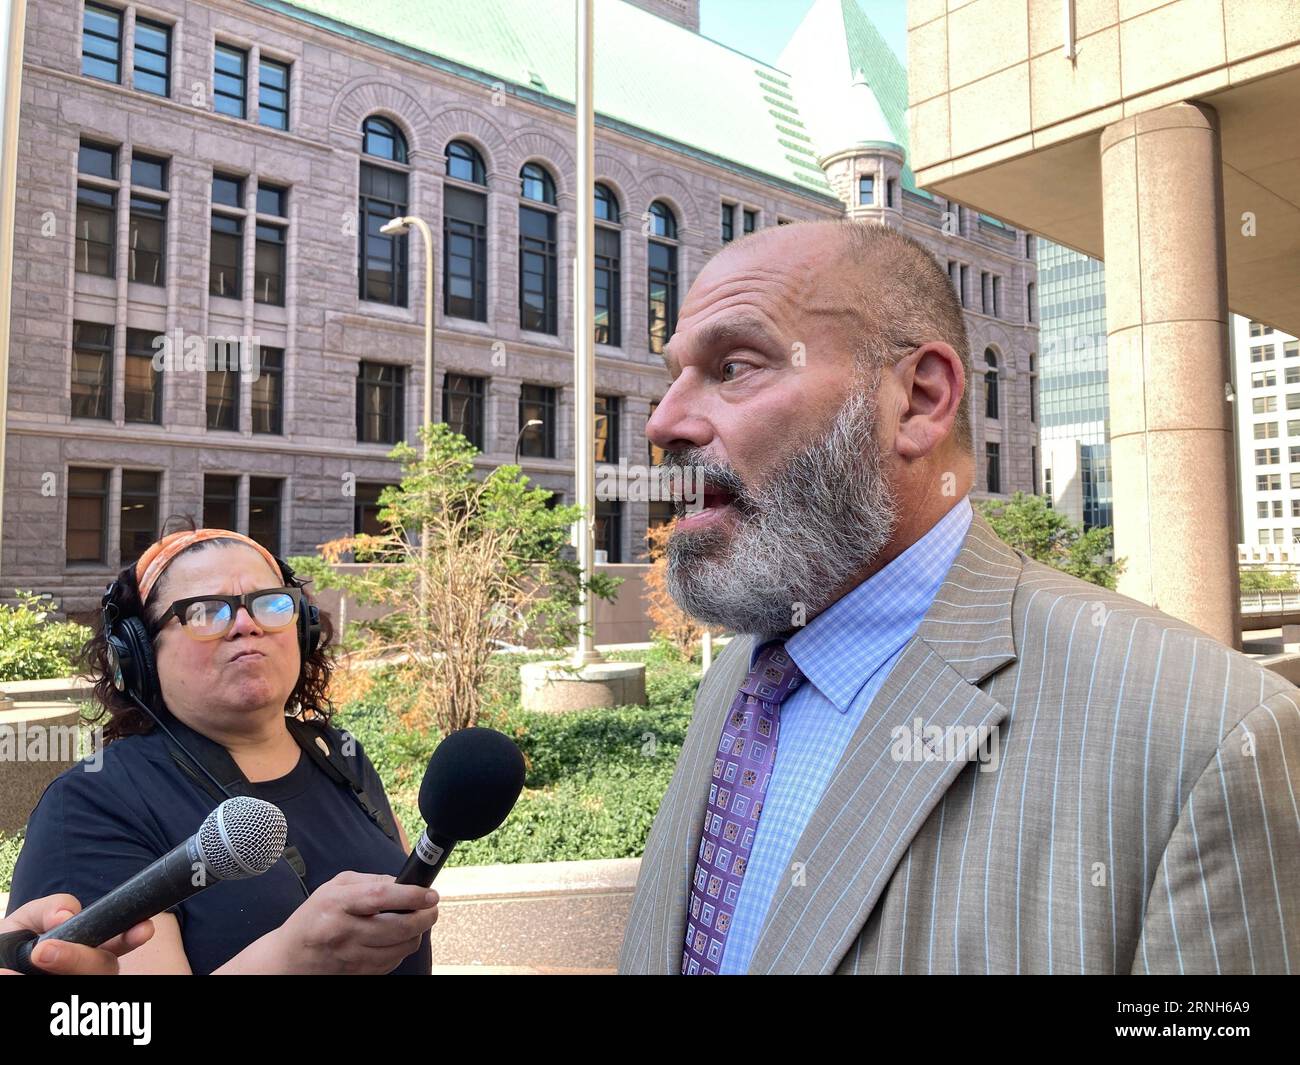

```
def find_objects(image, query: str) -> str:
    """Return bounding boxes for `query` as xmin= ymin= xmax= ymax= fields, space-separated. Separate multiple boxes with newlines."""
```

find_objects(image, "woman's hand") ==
xmin=1 ymin=894 xmax=154 ymax=975
xmin=244 ymin=872 xmax=439 ymax=975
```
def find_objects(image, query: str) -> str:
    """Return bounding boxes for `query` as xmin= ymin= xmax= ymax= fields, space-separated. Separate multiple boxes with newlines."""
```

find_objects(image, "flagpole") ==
xmin=572 ymin=0 xmax=602 ymax=667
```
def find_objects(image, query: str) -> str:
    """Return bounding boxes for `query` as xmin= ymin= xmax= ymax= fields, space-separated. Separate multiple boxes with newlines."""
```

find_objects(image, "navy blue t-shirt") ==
xmin=7 ymin=727 xmax=431 ymax=975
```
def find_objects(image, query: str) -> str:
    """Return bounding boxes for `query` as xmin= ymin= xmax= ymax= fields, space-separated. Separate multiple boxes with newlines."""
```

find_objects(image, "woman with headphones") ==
xmin=5 ymin=526 xmax=438 ymax=974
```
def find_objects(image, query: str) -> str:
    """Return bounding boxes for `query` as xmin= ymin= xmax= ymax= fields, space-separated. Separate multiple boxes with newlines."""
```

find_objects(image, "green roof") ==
xmin=252 ymin=0 xmax=835 ymax=197
xmin=778 ymin=0 xmax=924 ymax=194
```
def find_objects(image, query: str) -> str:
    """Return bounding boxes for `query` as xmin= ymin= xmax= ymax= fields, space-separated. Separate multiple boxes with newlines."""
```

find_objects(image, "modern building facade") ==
xmin=3 ymin=0 xmax=1038 ymax=617
xmin=1233 ymin=315 xmax=1300 ymax=552
xmin=1037 ymin=241 xmax=1110 ymax=530
xmin=907 ymin=0 xmax=1300 ymax=647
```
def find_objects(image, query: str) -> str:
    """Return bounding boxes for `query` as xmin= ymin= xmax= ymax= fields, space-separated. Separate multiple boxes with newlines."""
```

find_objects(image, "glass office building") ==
xmin=1037 ymin=241 xmax=1112 ymax=530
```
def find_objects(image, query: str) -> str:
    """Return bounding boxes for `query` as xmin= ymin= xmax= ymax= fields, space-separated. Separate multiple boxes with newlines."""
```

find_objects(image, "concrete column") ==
xmin=1100 ymin=102 xmax=1240 ymax=647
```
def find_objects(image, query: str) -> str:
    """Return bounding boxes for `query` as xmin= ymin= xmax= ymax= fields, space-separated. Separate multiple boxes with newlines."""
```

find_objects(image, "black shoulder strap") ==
xmin=285 ymin=718 xmax=401 ymax=845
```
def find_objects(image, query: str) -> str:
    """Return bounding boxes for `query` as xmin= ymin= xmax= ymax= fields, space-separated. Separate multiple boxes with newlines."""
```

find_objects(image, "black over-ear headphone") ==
xmin=102 ymin=554 xmax=321 ymax=712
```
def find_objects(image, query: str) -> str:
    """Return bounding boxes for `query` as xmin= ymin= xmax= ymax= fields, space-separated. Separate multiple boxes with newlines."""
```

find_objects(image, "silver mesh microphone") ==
xmin=197 ymin=797 xmax=289 ymax=881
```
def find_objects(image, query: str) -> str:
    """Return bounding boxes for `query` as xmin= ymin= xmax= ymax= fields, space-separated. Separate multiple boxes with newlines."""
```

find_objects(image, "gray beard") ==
xmin=664 ymin=384 xmax=899 ymax=637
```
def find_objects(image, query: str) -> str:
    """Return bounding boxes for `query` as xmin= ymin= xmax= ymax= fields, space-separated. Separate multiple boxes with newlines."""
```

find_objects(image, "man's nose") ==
xmin=647 ymin=376 xmax=713 ymax=453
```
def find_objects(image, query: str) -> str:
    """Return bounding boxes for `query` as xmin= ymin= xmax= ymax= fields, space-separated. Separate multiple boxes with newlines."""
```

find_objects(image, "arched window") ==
xmin=648 ymin=200 xmax=678 ymax=354
xmin=520 ymin=162 xmax=556 ymax=205
xmin=984 ymin=348 xmax=1000 ymax=420
xmin=358 ymin=116 xmax=409 ymax=305
xmin=444 ymin=140 xmax=488 ymax=321
xmin=446 ymin=140 xmax=486 ymax=185
xmin=648 ymin=200 xmax=677 ymax=239
xmin=519 ymin=163 xmax=558 ymax=333
xmin=362 ymin=115 xmax=407 ymax=163
xmin=595 ymin=184 xmax=620 ymax=346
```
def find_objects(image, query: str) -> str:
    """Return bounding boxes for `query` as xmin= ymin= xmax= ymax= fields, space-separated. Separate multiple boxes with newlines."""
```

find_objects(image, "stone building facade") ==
xmin=3 ymin=0 xmax=1038 ymax=616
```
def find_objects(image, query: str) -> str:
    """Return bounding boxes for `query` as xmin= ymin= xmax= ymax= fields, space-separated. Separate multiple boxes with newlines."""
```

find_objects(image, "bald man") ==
xmin=618 ymin=220 xmax=1300 ymax=975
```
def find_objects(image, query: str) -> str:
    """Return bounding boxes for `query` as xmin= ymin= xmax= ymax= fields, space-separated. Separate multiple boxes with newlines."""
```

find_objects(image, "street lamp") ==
xmin=379 ymin=216 xmax=435 ymax=437
xmin=380 ymin=215 xmax=435 ymax=625
xmin=515 ymin=419 xmax=543 ymax=466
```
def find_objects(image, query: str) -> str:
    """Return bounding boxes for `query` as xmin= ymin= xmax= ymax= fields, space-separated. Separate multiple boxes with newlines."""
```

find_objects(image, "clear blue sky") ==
xmin=698 ymin=0 xmax=908 ymax=68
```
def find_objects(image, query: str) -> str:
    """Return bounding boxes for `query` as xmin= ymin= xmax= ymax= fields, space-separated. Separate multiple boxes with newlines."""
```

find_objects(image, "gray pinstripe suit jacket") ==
xmin=618 ymin=511 xmax=1300 ymax=974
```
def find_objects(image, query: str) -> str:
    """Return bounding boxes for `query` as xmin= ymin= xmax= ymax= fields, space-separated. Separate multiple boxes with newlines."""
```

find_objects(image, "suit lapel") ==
xmin=748 ymin=511 xmax=1024 ymax=974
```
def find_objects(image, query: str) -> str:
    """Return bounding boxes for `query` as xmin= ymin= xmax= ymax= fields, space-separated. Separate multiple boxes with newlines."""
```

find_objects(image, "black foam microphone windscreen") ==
xmin=395 ymin=727 xmax=526 ymax=888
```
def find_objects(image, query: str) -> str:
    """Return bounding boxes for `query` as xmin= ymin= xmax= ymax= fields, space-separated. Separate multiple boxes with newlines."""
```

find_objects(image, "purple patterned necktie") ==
xmin=682 ymin=639 xmax=803 ymax=975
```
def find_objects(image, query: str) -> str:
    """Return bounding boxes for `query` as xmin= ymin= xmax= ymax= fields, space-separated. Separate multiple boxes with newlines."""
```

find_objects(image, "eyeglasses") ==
xmin=153 ymin=587 xmax=302 ymax=641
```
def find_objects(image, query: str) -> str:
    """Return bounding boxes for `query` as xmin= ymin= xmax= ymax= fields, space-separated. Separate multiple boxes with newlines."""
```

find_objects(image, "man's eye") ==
xmin=721 ymin=361 xmax=744 ymax=381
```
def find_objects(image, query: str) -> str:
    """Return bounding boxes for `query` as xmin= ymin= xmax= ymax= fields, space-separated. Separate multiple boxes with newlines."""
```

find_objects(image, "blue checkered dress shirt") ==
xmin=718 ymin=495 xmax=974 ymax=973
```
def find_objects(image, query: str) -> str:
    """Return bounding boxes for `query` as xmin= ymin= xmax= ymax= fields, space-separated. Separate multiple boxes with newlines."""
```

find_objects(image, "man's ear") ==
xmin=892 ymin=342 xmax=964 ymax=460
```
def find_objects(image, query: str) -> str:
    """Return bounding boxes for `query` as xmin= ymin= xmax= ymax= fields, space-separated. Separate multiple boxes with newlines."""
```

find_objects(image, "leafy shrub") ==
xmin=0 ymin=592 xmax=93 ymax=683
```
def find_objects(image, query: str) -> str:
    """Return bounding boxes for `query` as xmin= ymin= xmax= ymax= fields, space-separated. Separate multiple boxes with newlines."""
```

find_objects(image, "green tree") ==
xmin=978 ymin=491 xmax=1124 ymax=589
xmin=0 ymin=592 xmax=93 ymax=682
xmin=1239 ymin=567 xmax=1298 ymax=594
xmin=291 ymin=423 xmax=619 ymax=733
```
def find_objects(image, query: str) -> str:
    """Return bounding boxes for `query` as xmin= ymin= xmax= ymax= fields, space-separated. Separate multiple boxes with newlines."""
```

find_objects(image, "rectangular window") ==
xmin=1253 ymin=370 xmax=1277 ymax=388
xmin=518 ymin=385 xmax=556 ymax=459
xmin=721 ymin=203 xmax=734 ymax=244
xmin=71 ymin=320 xmax=113 ymax=420
xmin=1256 ymin=448 xmax=1280 ymax=465
xmin=357 ymin=362 xmax=405 ymax=444
xmin=980 ymin=272 xmax=990 ymax=314
xmin=1259 ymin=474 xmax=1282 ymax=491
xmin=358 ymin=164 xmax=409 ymax=306
xmin=648 ymin=241 xmax=678 ymax=355
xmin=992 ymin=276 xmax=1001 ymax=318
xmin=248 ymin=477 xmax=282 ymax=556
xmin=254 ymin=223 xmax=285 ymax=305
xmin=1291 ymin=446 xmax=1300 ymax=465
xmin=442 ymin=373 xmax=485 ymax=450
xmin=256 ymin=182 xmax=288 ymax=218
xmin=443 ymin=186 xmax=487 ymax=321
xmin=743 ymin=209 xmax=756 ymax=234
xmin=252 ymin=347 xmax=284 ymax=434
xmin=1252 ymin=345 xmax=1276 ymax=363
xmin=886 ymin=179 xmax=896 ymax=208
xmin=1250 ymin=321 xmax=1274 ymax=337
xmin=206 ymin=358 xmax=239 ymax=431
xmin=960 ymin=265 xmax=970 ymax=309
xmin=76 ymin=184 xmax=116 ymax=277
xmin=210 ymin=216 xmax=242 ymax=299
xmin=66 ymin=467 xmax=108 ymax=563
xmin=1286 ymin=365 xmax=1300 ymax=385
xmin=595 ymin=499 xmax=622 ymax=563
xmin=1256 ymin=396 xmax=1278 ymax=413
xmin=120 ymin=470 xmax=160 ymax=562
xmin=128 ymin=195 xmax=165 ymax=286
xmin=1258 ymin=501 xmax=1271 ymax=519
xmin=986 ymin=442 xmax=1001 ymax=494
xmin=1288 ymin=393 xmax=1300 ymax=411
xmin=1287 ymin=340 xmax=1300 ymax=359
xmin=1293 ymin=500 xmax=1300 ymax=519
xmin=1289 ymin=419 xmax=1300 ymax=437
xmin=858 ymin=176 xmax=874 ymax=205
xmin=212 ymin=172 xmax=243 ymax=208
xmin=1255 ymin=421 xmax=1280 ymax=439
xmin=595 ymin=394 xmax=619 ymax=464
xmin=133 ymin=17 xmax=170 ymax=96
xmin=1292 ymin=472 xmax=1300 ymax=490
xmin=124 ymin=328 xmax=162 ymax=424
xmin=81 ymin=2 xmax=122 ymax=82
xmin=519 ymin=206 xmax=558 ymax=334
xmin=258 ymin=57 xmax=290 ymax=130
xmin=1027 ymin=282 xmax=1036 ymax=323
xmin=594 ymin=225 xmax=621 ymax=346
xmin=203 ymin=474 xmax=239 ymax=531
xmin=213 ymin=43 xmax=248 ymax=119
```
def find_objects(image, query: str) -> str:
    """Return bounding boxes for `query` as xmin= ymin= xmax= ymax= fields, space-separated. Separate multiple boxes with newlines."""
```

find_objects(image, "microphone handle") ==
xmin=395 ymin=829 xmax=456 ymax=887
xmin=0 ymin=836 xmax=206 ymax=974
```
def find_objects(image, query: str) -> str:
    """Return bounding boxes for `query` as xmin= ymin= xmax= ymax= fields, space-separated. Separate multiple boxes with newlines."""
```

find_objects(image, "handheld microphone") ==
xmin=0 ymin=796 xmax=287 ymax=975
xmin=395 ymin=727 xmax=526 ymax=887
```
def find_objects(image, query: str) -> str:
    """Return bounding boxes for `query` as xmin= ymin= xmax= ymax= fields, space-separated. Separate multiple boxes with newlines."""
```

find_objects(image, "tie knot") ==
xmin=738 ymin=640 xmax=803 ymax=705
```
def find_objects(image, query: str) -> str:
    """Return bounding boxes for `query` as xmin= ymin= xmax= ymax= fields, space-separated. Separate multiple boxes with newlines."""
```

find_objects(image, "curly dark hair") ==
xmin=81 ymin=525 xmax=336 ymax=745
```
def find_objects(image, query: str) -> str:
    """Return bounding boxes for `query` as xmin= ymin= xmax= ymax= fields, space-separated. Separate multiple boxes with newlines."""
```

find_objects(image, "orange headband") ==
xmin=135 ymin=529 xmax=283 ymax=604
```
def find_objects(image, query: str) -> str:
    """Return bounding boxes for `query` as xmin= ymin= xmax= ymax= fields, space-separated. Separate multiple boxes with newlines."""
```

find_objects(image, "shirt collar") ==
xmin=762 ymin=496 xmax=973 ymax=713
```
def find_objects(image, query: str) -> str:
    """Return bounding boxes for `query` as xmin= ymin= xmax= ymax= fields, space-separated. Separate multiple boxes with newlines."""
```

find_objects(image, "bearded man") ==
xmin=617 ymin=220 xmax=1300 ymax=975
